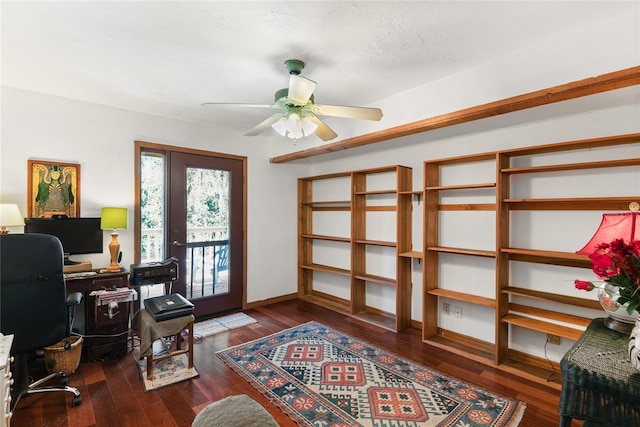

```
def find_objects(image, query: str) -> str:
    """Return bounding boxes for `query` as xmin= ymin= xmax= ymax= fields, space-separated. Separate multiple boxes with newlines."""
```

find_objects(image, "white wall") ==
xmin=0 ymin=87 xmax=307 ymax=303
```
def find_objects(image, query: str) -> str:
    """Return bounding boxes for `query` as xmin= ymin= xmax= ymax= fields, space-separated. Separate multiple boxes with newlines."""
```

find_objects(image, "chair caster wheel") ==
xmin=72 ymin=396 xmax=82 ymax=407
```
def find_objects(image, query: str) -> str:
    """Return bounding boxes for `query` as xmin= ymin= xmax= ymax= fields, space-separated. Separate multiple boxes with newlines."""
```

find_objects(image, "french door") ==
xmin=135 ymin=142 xmax=246 ymax=318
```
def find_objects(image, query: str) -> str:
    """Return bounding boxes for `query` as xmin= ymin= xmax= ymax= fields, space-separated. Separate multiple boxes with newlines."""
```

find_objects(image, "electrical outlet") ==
xmin=547 ymin=334 xmax=561 ymax=345
xmin=442 ymin=302 xmax=450 ymax=315
xmin=454 ymin=306 xmax=462 ymax=319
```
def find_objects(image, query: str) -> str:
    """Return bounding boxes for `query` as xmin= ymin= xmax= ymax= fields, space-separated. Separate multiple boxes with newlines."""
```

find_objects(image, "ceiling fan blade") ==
xmin=244 ymin=114 xmax=284 ymax=136
xmin=201 ymin=102 xmax=281 ymax=110
xmin=307 ymin=115 xmax=338 ymax=141
xmin=312 ymin=104 xmax=383 ymax=121
xmin=288 ymin=75 xmax=317 ymax=105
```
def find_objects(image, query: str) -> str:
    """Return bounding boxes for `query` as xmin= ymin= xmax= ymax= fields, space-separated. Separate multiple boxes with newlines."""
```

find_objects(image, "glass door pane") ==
xmin=185 ymin=167 xmax=230 ymax=299
xmin=139 ymin=151 xmax=167 ymax=304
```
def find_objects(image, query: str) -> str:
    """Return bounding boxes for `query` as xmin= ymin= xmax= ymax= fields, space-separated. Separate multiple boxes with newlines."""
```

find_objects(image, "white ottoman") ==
xmin=192 ymin=394 xmax=279 ymax=427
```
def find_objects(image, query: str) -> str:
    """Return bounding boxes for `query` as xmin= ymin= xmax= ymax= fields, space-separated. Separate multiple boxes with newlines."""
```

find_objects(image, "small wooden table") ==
xmin=131 ymin=309 xmax=194 ymax=379
xmin=559 ymin=318 xmax=640 ymax=426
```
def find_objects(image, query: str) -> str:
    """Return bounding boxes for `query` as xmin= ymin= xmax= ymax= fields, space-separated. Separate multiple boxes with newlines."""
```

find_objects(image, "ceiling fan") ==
xmin=202 ymin=59 xmax=383 ymax=141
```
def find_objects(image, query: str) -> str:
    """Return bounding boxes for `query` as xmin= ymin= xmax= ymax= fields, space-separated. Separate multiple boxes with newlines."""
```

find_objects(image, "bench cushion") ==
xmin=192 ymin=394 xmax=278 ymax=427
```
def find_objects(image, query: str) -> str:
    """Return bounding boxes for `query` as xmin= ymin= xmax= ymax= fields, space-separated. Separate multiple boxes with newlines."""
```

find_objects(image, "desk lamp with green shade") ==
xmin=101 ymin=207 xmax=128 ymax=272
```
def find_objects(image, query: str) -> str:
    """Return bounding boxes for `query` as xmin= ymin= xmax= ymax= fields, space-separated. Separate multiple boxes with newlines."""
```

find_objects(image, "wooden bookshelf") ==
xmin=422 ymin=133 xmax=640 ymax=384
xmin=298 ymin=165 xmax=413 ymax=332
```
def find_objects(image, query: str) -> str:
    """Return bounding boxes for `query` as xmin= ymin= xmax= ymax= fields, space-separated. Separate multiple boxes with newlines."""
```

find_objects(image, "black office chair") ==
xmin=0 ymin=233 xmax=82 ymax=409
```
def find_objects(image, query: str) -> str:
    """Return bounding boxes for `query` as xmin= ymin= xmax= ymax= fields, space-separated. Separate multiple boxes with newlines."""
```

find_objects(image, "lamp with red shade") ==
xmin=577 ymin=203 xmax=640 ymax=256
xmin=576 ymin=202 xmax=640 ymax=332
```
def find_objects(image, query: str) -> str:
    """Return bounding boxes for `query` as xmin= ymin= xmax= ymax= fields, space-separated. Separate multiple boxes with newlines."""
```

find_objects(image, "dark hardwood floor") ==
xmin=10 ymin=299 xmax=570 ymax=427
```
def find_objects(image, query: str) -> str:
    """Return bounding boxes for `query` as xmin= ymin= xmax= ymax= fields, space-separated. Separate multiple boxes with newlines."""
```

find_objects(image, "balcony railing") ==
xmin=140 ymin=226 xmax=228 ymax=300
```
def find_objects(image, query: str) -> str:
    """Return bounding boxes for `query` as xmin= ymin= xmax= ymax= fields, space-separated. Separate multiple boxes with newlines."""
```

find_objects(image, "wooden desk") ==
xmin=65 ymin=270 xmax=131 ymax=362
xmin=559 ymin=318 xmax=640 ymax=426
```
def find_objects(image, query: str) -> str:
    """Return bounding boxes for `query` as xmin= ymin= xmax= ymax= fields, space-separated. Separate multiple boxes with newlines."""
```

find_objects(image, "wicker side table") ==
xmin=559 ymin=318 xmax=640 ymax=426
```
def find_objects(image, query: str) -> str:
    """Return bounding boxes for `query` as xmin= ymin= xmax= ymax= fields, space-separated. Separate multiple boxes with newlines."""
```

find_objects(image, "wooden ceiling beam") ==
xmin=270 ymin=65 xmax=640 ymax=164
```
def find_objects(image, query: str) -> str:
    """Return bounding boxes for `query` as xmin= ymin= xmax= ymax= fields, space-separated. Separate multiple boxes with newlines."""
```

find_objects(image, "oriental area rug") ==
xmin=217 ymin=321 xmax=526 ymax=427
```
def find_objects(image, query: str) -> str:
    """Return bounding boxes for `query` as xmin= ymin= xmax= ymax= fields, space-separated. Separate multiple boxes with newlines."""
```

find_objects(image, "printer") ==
xmin=129 ymin=257 xmax=178 ymax=286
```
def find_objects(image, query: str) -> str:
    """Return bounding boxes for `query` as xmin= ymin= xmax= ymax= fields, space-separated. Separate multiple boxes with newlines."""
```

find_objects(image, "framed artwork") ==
xmin=27 ymin=160 xmax=81 ymax=218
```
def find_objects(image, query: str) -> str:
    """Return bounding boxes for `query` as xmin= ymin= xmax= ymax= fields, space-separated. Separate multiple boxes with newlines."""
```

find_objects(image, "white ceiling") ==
xmin=1 ymin=1 xmax=636 ymax=136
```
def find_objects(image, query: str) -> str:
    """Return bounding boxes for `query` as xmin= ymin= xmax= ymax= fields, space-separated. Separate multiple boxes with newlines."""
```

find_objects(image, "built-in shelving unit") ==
xmin=422 ymin=133 xmax=640 ymax=386
xmin=298 ymin=165 xmax=413 ymax=331
xmin=298 ymin=171 xmax=353 ymax=316
xmin=422 ymin=151 xmax=499 ymax=370
xmin=297 ymin=132 xmax=639 ymax=386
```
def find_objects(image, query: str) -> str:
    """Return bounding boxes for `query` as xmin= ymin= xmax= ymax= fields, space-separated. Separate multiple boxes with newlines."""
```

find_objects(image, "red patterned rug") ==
xmin=217 ymin=321 xmax=525 ymax=426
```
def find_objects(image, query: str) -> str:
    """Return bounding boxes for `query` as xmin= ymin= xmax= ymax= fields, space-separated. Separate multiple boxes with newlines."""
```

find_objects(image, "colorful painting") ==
xmin=27 ymin=160 xmax=80 ymax=218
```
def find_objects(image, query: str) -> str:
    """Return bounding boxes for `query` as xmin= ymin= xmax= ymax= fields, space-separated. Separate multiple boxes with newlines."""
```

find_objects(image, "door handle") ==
xmin=171 ymin=240 xmax=186 ymax=247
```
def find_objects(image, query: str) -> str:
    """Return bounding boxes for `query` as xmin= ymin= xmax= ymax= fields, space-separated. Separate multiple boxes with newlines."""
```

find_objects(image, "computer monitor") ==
xmin=24 ymin=217 xmax=103 ymax=264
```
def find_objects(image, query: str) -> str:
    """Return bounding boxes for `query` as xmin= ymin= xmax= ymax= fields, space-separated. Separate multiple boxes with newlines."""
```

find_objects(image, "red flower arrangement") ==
xmin=575 ymin=238 xmax=640 ymax=314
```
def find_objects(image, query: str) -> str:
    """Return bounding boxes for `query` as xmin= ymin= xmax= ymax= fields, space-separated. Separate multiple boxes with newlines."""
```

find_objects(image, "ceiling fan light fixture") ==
xmin=301 ymin=115 xmax=318 ymax=136
xmin=286 ymin=113 xmax=304 ymax=139
xmin=271 ymin=113 xmax=318 ymax=140
xmin=271 ymin=116 xmax=289 ymax=137
xmin=288 ymin=75 xmax=316 ymax=105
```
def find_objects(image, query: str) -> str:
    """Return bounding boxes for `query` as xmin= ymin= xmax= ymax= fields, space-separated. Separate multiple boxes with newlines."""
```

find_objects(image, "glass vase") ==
xmin=597 ymin=283 xmax=637 ymax=333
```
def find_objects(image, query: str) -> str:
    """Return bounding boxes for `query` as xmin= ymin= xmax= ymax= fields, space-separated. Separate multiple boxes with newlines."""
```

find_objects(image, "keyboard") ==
xmin=64 ymin=271 xmax=98 ymax=278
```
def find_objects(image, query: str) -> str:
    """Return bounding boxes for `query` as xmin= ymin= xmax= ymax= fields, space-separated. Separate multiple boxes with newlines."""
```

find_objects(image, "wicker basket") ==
xmin=43 ymin=336 xmax=83 ymax=375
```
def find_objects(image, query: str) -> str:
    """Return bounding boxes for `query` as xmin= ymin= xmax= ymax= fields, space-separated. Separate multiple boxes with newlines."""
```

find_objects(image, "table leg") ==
xmin=147 ymin=354 xmax=153 ymax=379
xmin=187 ymin=321 xmax=194 ymax=369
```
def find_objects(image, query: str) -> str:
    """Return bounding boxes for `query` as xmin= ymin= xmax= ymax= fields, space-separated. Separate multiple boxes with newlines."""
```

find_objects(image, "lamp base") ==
xmin=103 ymin=265 xmax=125 ymax=272
xmin=105 ymin=231 xmax=122 ymax=273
